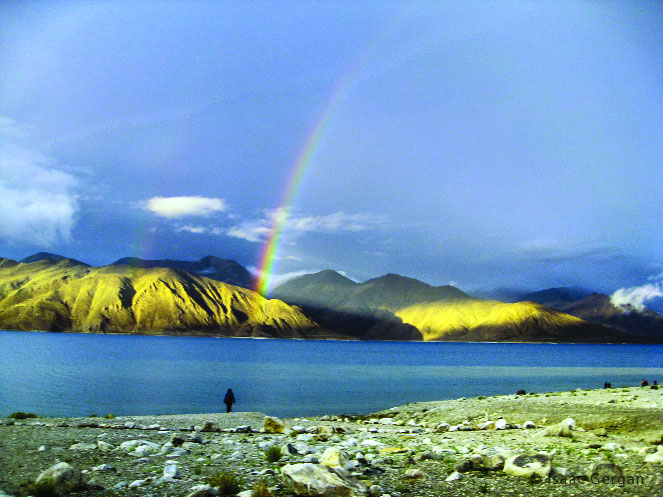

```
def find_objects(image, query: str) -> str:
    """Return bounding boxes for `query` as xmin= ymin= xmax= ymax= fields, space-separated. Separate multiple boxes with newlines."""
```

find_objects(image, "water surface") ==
xmin=1 ymin=331 xmax=661 ymax=417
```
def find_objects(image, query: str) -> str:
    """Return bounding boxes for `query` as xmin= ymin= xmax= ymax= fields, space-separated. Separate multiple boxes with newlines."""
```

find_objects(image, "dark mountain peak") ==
xmin=109 ymin=255 xmax=252 ymax=288
xmin=21 ymin=252 xmax=89 ymax=267
xmin=521 ymin=286 xmax=591 ymax=305
xmin=293 ymin=270 xmax=357 ymax=286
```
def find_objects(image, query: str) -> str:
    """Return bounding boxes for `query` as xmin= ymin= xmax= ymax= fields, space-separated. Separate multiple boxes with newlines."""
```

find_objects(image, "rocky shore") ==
xmin=1 ymin=385 xmax=663 ymax=497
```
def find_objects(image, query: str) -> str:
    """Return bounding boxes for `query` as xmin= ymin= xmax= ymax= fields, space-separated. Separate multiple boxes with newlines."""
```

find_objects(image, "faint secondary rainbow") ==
xmin=253 ymin=48 xmax=373 ymax=297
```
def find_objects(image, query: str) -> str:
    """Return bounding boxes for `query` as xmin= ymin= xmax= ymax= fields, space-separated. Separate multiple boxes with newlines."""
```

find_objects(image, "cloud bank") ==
xmin=0 ymin=117 xmax=78 ymax=246
xmin=146 ymin=196 xmax=227 ymax=218
xmin=227 ymin=210 xmax=388 ymax=243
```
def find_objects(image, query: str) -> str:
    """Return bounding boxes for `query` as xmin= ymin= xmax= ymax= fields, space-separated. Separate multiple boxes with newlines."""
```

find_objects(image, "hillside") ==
xmin=0 ymin=257 xmax=333 ymax=339
xmin=274 ymin=271 xmax=629 ymax=342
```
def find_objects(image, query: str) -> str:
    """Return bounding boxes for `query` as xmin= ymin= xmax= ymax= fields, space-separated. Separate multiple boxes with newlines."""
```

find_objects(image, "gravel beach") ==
xmin=1 ymin=385 xmax=662 ymax=497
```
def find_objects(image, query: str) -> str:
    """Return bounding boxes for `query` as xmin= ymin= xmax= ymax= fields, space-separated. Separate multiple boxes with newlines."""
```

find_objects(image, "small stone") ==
xmin=38 ymin=445 xmax=47 ymax=452
xmin=369 ymin=484 xmax=383 ymax=495
xmin=128 ymin=479 xmax=148 ymax=488
xmin=445 ymin=471 xmax=462 ymax=482
xmin=69 ymin=442 xmax=97 ymax=450
xmin=435 ymin=423 xmax=450 ymax=432
xmin=186 ymin=484 xmax=218 ymax=497
xmin=92 ymin=464 xmax=114 ymax=472
xmin=603 ymin=443 xmax=621 ymax=451
xmin=113 ymin=481 xmax=128 ymax=489
xmin=163 ymin=464 xmax=179 ymax=479
xmin=124 ymin=422 xmax=136 ymax=429
xmin=404 ymin=468 xmax=424 ymax=479
xmin=97 ymin=441 xmax=114 ymax=451
xmin=523 ymin=421 xmax=536 ymax=429
xmin=495 ymin=418 xmax=508 ymax=430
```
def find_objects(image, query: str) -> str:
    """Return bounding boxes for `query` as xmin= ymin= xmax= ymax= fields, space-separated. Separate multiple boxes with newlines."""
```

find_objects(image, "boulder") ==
xmin=644 ymin=447 xmax=663 ymax=464
xmin=320 ymin=447 xmax=351 ymax=469
xmin=264 ymin=416 xmax=289 ymax=434
xmin=465 ymin=449 xmax=514 ymax=471
xmin=503 ymin=453 xmax=552 ymax=479
xmin=281 ymin=463 xmax=368 ymax=496
xmin=586 ymin=461 xmax=623 ymax=479
xmin=201 ymin=421 xmax=219 ymax=432
xmin=543 ymin=418 xmax=576 ymax=438
xmin=34 ymin=462 xmax=87 ymax=495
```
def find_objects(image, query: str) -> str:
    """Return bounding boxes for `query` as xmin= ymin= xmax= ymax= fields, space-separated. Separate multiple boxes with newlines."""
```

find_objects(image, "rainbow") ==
xmin=253 ymin=49 xmax=371 ymax=297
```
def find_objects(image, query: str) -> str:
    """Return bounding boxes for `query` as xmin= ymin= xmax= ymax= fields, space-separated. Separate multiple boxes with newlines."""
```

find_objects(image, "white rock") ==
xmin=503 ymin=453 xmax=552 ymax=478
xmin=523 ymin=421 xmax=536 ymax=429
xmin=97 ymin=441 xmax=114 ymax=451
xmin=92 ymin=464 xmax=114 ymax=472
xmin=495 ymin=419 xmax=508 ymax=430
xmin=38 ymin=445 xmax=47 ymax=452
xmin=263 ymin=416 xmax=289 ymax=434
xmin=361 ymin=439 xmax=383 ymax=448
xmin=644 ymin=448 xmax=663 ymax=464
xmin=320 ymin=447 xmax=351 ymax=469
xmin=236 ymin=491 xmax=253 ymax=497
xmin=69 ymin=442 xmax=97 ymax=450
xmin=445 ymin=471 xmax=462 ymax=482
xmin=543 ymin=418 xmax=576 ymax=437
xmin=163 ymin=464 xmax=179 ymax=479
xmin=128 ymin=479 xmax=148 ymax=488
xmin=603 ymin=443 xmax=621 ymax=451
xmin=281 ymin=463 xmax=368 ymax=496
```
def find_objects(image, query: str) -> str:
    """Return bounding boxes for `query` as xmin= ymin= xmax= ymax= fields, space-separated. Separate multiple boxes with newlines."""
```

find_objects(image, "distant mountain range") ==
xmin=273 ymin=270 xmax=638 ymax=343
xmin=2 ymin=252 xmax=661 ymax=342
xmin=520 ymin=288 xmax=663 ymax=339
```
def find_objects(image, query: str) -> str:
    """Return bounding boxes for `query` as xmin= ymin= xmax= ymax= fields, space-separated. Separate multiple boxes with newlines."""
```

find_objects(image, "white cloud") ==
xmin=176 ymin=225 xmax=208 ymax=234
xmin=611 ymin=281 xmax=663 ymax=311
xmin=227 ymin=210 xmax=388 ymax=243
xmin=146 ymin=196 xmax=227 ymax=218
xmin=0 ymin=117 xmax=79 ymax=246
xmin=247 ymin=266 xmax=319 ymax=288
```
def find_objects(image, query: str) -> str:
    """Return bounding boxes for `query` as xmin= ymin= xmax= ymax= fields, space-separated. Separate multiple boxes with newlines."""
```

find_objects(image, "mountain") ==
xmin=523 ymin=289 xmax=663 ymax=339
xmin=520 ymin=287 xmax=592 ymax=308
xmin=111 ymin=255 xmax=252 ymax=288
xmin=274 ymin=271 xmax=628 ymax=342
xmin=0 ymin=257 xmax=337 ymax=339
xmin=20 ymin=252 xmax=89 ymax=266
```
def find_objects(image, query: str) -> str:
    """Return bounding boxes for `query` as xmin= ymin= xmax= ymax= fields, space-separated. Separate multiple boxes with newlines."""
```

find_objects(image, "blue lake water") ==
xmin=1 ymin=330 xmax=662 ymax=418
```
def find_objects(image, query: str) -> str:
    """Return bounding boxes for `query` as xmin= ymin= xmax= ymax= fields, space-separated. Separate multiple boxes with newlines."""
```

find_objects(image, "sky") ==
xmin=1 ymin=0 xmax=663 ymax=302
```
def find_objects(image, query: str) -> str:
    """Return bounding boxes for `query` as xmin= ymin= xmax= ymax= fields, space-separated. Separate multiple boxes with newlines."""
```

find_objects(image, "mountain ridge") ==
xmin=0 ymin=257 xmax=339 ymax=339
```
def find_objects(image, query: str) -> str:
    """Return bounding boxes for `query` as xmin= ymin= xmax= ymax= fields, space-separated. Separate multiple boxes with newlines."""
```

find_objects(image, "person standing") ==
xmin=224 ymin=388 xmax=236 ymax=413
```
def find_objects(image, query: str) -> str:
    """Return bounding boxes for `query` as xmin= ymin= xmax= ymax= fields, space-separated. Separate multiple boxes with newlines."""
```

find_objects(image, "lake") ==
xmin=1 ymin=330 xmax=662 ymax=418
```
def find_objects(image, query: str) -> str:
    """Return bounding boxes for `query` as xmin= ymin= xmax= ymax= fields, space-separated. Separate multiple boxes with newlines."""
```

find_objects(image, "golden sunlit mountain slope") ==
xmin=395 ymin=299 xmax=623 ymax=342
xmin=0 ymin=257 xmax=327 ymax=338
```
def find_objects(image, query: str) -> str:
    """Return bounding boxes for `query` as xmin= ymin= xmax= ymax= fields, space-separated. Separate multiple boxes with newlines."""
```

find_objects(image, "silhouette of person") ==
xmin=224 ymin=388 xmax=236 ymax=413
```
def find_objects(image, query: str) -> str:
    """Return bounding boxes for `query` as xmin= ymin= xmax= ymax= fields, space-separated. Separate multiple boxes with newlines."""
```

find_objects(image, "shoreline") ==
xmin=3 ymin=328 xmax=662 ymax=345
xmin=2 ymin=386 xmax=663 ymax=497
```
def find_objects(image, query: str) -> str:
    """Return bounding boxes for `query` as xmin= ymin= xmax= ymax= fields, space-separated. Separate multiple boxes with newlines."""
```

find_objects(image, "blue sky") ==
xmin=1 ymin=0 xmax=663 ymax=300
